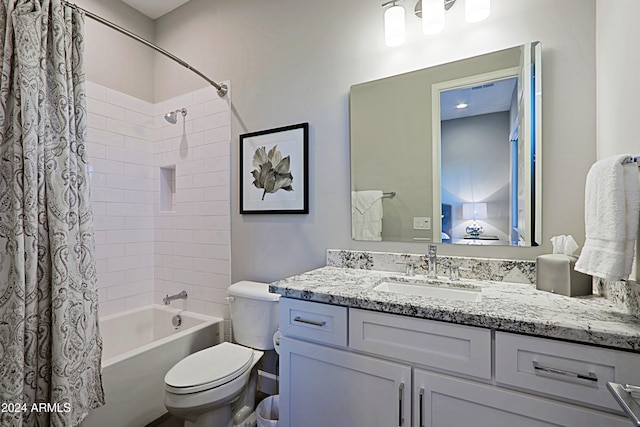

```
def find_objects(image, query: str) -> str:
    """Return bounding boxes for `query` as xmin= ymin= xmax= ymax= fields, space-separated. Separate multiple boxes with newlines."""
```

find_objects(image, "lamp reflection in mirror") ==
xmin=462 ymin=202 xmax=487 ymax=236
xmin=383 ymin=1 xmax=406 ymax=47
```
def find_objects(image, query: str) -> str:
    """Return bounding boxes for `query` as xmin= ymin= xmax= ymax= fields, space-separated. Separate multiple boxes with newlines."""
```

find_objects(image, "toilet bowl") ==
xmin=164 ymin=281 xmax=279 ymax=427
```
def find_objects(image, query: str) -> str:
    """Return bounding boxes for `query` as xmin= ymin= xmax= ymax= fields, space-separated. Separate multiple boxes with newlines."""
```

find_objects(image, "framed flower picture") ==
xmin=240 ymin=122 xmax=309 ymax=214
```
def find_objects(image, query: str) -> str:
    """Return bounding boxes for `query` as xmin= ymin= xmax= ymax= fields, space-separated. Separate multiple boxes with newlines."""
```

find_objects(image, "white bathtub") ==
xmin=81 ymin=304 xmax=224 ymax=427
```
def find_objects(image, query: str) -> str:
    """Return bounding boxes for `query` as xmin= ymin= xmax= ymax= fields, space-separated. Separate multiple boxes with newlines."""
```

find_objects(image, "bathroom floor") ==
xmin=148 ymin=414 xmax=182 ymax=427
xmin=147 ymin=392 xmax=271 ymax=427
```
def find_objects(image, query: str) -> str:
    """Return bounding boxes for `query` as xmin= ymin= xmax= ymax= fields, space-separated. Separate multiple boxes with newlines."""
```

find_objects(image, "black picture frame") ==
xmin=240 ymin=122 xmax=309 ymax=214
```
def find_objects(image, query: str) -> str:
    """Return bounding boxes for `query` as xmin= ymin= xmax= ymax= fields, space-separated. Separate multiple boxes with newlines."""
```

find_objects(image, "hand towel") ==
xmin=575 ymin=154 xmax=640 ymax=281
xmin=351 ymin=190 xmax=384 ymax=241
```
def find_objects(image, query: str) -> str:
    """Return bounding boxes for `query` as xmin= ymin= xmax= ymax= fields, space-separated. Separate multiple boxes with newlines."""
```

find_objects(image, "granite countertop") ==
xmin=270 ymin=266 xmax=640 ymax=352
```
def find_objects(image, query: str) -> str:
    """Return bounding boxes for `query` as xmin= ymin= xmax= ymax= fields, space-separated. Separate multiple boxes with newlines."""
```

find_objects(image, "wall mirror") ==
xmin=350 ymin=41 xmax=541 ymax=246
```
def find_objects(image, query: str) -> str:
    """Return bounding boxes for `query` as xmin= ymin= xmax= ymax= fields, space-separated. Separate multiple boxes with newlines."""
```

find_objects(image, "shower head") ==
xmin=164 ymin=108 xmax=187 ymax=124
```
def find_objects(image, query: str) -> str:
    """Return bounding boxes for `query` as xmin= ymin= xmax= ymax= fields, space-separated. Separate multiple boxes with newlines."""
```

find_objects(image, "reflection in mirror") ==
xmin=350 ymin=42 xmax=541 ymax=246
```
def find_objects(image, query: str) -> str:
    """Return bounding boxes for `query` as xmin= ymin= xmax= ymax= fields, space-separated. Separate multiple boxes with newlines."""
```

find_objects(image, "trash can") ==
xmin=256 ymin=395 xmax=279 ymax=427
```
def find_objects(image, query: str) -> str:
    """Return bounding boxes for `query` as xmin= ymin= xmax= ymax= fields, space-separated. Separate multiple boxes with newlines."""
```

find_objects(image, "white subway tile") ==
xmin=107 ymin=280 xmax=153 ymax=300
xmin=203 ymin=302 xmax=230 ymax=321
xmin=176 ymin=187 xmax=205 ymax=203
xmin=173 ymin=216 xmax=204 ymax=230
xmin=106 ymin=202 xmax=153 ymax=217
xmin=95 ymin=244 xmax=126 ymax=260
xmin=204 ymin=156 xmax=231 ymax=172
xmin=172 ymin=269 xmax=205 ymax=286
xmin=90 ymin=99 xmax=126 ymax=121
xmin=88 ymin=144 xmax=107 ymax=159
xmin=125 ymin=136 xmax=153 ymax=154
xmin=163 ymin=255 xmax=194 ymax=271
xmin=124 ymin=242 xmax=154 ymax=256
xmin=86 ymin=81 xmax=108 ymax=102
xmin=87 ymin=113 xmax=107 ymax=130
xmin=124 ymin=163 xmax=154 ymax=179
xmin=91 ymin=158 xmax=125 ymax=175
xmin=205 ymin=127 xmax=231 ymax=145
xmin=125 ymin=267 xmax=154 ymax=283
xmin=204 ymin=186 xmax=230 ymax=202
xmin=203 ymin=215 xmax=230 ymax=230
xmin=107 ymin=89 xmax=153 ymax=115
xmin=192 ymin=86 xmax=219 ymax=105
xmin=92 ymin=187 xmax=125 ymax=203
xmin=107 ymin=174 xmax=154 ymax=191
xmin=96 ymin=270 xmax=125 ymax=288
xmin=178 ymin=159 xmax=205 ymax=175
xmin=124 ymin=292 xmax=154 ymax=309
xmin=94 ymin=216 xmax=126 ymax=232
xmin=87 ymin=128 xmax=126 ymax=148
xmin=106 ymin=229 xmax=153 ymax=245
xmin=183 ymin=131 xmax=205 ymax=147
xmin=125 ymin=109 xmax=154 ymax=129
xmin=205 ymin=273 xmax=232 ymax=289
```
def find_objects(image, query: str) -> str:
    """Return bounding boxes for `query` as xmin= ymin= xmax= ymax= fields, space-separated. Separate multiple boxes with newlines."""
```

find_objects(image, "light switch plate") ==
xmin=413 ymin=217 xmax=431 ymax=230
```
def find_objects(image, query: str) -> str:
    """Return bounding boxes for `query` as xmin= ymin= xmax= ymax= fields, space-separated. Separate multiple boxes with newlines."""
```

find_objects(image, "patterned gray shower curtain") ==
xmin=0 ymin=1 xmax=104 ymax=426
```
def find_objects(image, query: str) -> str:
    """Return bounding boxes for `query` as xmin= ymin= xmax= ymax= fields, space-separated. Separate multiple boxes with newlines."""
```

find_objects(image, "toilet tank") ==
xmin=227 ymin=281 xmax=280 ymax=350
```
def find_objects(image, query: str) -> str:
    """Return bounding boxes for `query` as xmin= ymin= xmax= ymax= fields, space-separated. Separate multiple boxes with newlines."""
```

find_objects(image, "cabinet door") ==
xmin=280 ymin=336 xmax=411 ymax=427
xmin=414 ymin=369 xmax=630 ymax=427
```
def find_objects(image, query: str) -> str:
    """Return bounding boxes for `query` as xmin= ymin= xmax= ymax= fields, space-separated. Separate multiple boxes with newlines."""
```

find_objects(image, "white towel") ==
xmin=351 ymin=190 xmax=384 ymax=241
xmin=575 ymin=154 xmax=640 ymax=281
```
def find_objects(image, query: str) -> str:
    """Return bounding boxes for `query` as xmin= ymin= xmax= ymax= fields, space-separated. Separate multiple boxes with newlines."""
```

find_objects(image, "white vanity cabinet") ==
xmin=279 ymin=337 xmax=411 ymax=427
xmin=415 ymin=369 xmax=630 ymax=427
xmin=278 ymin=298 xmax=633 ymax=427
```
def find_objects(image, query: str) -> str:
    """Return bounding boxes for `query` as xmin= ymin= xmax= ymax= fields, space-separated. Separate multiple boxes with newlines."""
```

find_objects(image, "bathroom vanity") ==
xmin=270 ymin=253 xmax=640 ymax=427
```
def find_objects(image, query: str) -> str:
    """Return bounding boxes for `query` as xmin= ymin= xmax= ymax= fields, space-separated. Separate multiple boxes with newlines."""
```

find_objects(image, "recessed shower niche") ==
xmin=160 ymin=166 xmax=176 ymax=212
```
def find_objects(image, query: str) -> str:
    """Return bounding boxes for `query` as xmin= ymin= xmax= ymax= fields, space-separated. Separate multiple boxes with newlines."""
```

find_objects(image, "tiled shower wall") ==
xmin=153 ymin=87 xmax=232 ymax=319
xmin=86 ymin=81 xmax=231 ymax=318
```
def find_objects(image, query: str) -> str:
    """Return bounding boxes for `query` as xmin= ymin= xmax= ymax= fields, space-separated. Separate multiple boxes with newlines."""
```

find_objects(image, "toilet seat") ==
xmin=165 ymin=342 xmax=254 ymax=395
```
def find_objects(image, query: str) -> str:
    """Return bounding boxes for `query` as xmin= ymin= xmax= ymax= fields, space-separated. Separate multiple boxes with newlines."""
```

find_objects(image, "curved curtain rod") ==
xmin=62 ymin=1 xmax=228 ymax=98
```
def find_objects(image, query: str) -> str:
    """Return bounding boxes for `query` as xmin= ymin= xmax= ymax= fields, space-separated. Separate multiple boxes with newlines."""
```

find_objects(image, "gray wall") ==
xmin=82 ymin=0 xmax=598 ymax=283
xmin=596 ymin=0 xmax=640 ymax=280
xmin=76 ymin=0 xmax=155 ymax=102
xmin=154 ymin=0 xmax=596 ymax=283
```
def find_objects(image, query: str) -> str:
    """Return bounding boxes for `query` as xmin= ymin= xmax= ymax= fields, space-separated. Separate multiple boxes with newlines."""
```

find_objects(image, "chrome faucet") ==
xmin=396 ymin=260 xmax=415 ymax=276
xmin=163 ymin=290 xmax=188 ymax=305
xmin=426 ymin=244 xmax=437 ymax=279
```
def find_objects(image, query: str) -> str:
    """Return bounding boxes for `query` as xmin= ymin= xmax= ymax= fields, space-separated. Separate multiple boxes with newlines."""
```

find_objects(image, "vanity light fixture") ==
xmin=383 ymin=0 xmax=406 ymax=47
xmin=383 ymin=0 xmax=490 ymax=46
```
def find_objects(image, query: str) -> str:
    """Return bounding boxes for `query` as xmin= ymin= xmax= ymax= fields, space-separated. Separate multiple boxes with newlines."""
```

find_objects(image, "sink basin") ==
xmin=373 ymin=280 xmax=481 ymax=302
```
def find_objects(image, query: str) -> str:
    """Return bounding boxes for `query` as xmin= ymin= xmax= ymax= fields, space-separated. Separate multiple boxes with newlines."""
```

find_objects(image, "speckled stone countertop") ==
xmin=270 ymin=266 xmax=640 ymax=352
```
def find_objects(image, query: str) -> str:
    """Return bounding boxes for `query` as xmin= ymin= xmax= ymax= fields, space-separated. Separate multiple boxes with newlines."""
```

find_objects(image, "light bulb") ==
xmin=465 ymin=0 xmax=490 ymax=23
xmin=384 ymin=4 xmax=406 ymax=47
xmin=422 ymin=0 xmax=445 ymax=35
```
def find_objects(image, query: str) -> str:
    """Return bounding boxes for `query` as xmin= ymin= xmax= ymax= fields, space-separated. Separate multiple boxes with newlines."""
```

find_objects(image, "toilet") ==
xmin=164 ymin=281 xmax=280 ymax=427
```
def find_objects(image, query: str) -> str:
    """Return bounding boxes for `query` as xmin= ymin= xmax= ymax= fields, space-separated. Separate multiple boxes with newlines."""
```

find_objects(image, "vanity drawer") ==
xmin=495 ymin=332 xmax=640 ymax=412
xmin=279 ymin=298 xmax=348 ymax=347
xmin=349 ymin=308 xmax=492 ymax=380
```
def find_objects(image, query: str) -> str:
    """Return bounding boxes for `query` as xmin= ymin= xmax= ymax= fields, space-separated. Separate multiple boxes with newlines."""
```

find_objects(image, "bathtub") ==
xmin=81 ymin=304 xmax=224 ymax=427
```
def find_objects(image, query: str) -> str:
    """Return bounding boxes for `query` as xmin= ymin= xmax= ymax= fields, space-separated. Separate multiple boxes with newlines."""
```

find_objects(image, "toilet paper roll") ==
xmin=273 ymin=330 xmax=281 ymax=355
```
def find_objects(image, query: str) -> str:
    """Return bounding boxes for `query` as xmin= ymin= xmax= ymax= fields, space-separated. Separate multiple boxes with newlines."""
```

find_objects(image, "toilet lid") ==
xmin=165 ymin=342 xmax=254 ymax=394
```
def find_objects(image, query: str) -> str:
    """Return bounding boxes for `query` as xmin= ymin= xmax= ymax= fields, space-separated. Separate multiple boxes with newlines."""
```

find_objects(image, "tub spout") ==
xmin=164 ymin=290 xmax=188 ymax=305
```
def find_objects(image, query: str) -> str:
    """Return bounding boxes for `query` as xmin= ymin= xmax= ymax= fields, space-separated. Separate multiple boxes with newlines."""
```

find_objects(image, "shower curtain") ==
xmin=0 ymin=1 xmax=104 ymax=426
